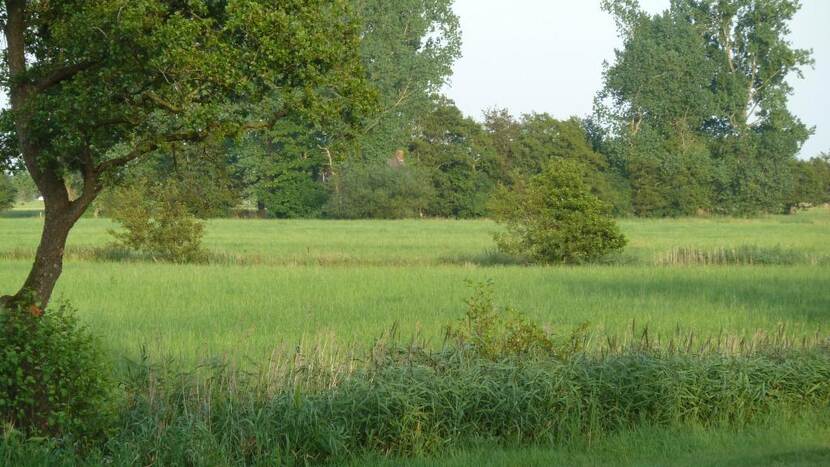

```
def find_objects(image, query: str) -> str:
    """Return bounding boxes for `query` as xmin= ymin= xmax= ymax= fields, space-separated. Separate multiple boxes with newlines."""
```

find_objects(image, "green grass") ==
xmin=1 ymin=206 xmax=830 ymax=465
xmin=361 ymin=412 xmax=830 ymax=466
xmin=2 ymin=206 xmax=829 ymax=265
xmin=1 ymin=262 xmax=827 ymax=360
xmin=1 ymin=207 xmax=829 ymax=360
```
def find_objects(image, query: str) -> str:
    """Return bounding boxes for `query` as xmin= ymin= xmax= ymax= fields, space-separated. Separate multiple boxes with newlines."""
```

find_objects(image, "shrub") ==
xmin=489 ymin=160 xmax=627 ymax=264
xmin=0 ymin=299 xmax=113 ymax=442
xmin=108 ymin=181 xmax=206 ymax=263
xmin=446 ymin=282 xmax=562 ymax=359
xmin=324 ymin=162 xmax=434 ymax=219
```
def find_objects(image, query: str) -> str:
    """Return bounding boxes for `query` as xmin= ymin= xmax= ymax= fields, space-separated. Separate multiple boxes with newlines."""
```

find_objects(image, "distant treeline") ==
xmin=5 ymin=0 xmax=829 ymax=219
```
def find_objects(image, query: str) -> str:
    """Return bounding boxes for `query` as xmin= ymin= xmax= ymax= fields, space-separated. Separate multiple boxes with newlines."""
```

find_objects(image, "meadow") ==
xmin=1 ymin=205 xmax=829 ymax=361
xmin=2 ymin=206 xmax=830 ymax=465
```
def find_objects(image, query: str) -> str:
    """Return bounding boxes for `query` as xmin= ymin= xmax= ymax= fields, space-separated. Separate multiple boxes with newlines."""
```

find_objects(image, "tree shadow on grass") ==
xmin=712 ymin=448 xmax=830 ymax=467
xmin=438 ymin=250 xmax=526 ymax=267
xmin=0 ymin=209 xmax=44 ymax=219
xmin=555 ymin=271 xmax=830 ymax=326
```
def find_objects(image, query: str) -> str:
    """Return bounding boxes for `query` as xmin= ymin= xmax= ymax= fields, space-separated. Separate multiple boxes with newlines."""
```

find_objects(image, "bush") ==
xmin=0 ymin=299 xmax=113 ymax=441
xmin=324 ymin=162 xmax=434 ymax=219
xmin=446 ymin=282 xmax=565 ymax=359
xmin=489 ymin=160 xmax=627 ymax=264
xmin=0 ymin=173 xmax=16 ymax=211
xmin=108 ymin=181 xmax=206 ymax=263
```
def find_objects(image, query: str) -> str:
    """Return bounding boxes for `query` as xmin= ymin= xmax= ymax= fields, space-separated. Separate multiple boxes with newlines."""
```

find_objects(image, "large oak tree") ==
xmin=1 ymin=0 xmax=374 ymax=308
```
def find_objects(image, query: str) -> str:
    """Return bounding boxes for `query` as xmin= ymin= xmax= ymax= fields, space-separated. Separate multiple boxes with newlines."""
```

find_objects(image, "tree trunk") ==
xmin=13 ymin=208 xmax=78 ymax=308
xmin=1 ymin=0 xmax=98 ymax=311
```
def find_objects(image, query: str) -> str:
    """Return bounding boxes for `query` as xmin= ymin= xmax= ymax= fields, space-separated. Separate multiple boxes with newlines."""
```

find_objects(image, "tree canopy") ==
xmin=596 ymin=0 xmax=813 ymax=216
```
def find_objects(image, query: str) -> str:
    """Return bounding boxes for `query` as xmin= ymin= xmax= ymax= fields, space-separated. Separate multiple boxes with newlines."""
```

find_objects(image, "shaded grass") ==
xmin=360 ymin=411 xmax=830 ymax=466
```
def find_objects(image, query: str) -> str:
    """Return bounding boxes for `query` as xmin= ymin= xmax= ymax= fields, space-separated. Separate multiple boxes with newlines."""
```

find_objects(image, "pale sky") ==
xmin=444 ymin=0 xmax=830 ymax=158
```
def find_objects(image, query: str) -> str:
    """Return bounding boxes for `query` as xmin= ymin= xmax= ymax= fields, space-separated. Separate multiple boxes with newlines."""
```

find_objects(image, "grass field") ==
xmin=363 ymin=411 xmax=830 ymax=467
xmin=1 ymin=206 xmax=829 ymax=360
xmin=2 ymin=205 xmax=830 ymax=465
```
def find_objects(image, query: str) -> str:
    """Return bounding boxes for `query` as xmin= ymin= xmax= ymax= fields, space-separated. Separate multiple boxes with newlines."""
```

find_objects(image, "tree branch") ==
xmin=33 ymin=61 xmax=98 ymax=93
xmin=144 ymin=91 xmax=183 ymax=113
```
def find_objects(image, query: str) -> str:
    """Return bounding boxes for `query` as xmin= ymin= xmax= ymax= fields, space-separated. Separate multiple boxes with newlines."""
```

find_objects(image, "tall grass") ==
xmin=655 ymin=245 xmax=828 ymax=266
xmin=6 ymin=330 xmax=826 ymax=466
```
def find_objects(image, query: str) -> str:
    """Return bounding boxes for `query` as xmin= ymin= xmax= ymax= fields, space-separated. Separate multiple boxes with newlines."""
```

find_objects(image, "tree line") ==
xmin=82 ymin=1 xmax=830 ymax=219
xmin=4 ymin=0 xmax=829 ymax=223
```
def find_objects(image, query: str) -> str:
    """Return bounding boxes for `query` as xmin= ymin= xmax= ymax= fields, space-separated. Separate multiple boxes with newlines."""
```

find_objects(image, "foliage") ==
xmin=786 ymin=153 xmax=830 ymax=209
xmin=490 ymin=160 xmax=627 ymax=264
xmin=352 ymin=0 xmax=462 ymax=161
xmin=409 ymin=97 xmax=498 ymax=218
xmin=596 ymin=0 xmax=813 ymax=216
xmin=0 ymin=298 xmax=113 ymax=441
xmin=107 ymin=181 xmax=206 ymax=263
xmin=231 ymin=0 xmax=461 ymax=216
xmin=9 ymin=172 xmax=39 ymax=204
xmin=483 ymin=110 xmax=631 ymax=215
xmin=324 ymin=162 xmax=434 ymax=219
xmin=233 ymin=119 xmax=330 ymax=218
xmin=0 ymin=173 xmax=15 ymax=211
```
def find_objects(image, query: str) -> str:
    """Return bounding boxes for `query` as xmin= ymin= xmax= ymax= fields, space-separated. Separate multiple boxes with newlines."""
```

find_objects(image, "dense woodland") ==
xmin=3 ymin=0 xmax=829 ymax=221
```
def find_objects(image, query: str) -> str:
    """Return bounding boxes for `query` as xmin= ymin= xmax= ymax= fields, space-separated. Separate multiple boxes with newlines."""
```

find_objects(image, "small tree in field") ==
xmin=107 ymin=181 xmax=206 ymax=263
xmin=489 ymin=160 xmax=627 ymax=264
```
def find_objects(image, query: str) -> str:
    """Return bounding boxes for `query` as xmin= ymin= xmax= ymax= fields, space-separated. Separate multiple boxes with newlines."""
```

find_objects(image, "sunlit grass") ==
xmin=1 ymin=207 xmax=828 ymax=361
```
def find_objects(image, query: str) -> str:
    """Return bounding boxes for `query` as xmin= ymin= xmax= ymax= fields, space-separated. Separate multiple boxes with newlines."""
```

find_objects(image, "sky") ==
xmin=443 ymin=0 xmax=830 ymax=158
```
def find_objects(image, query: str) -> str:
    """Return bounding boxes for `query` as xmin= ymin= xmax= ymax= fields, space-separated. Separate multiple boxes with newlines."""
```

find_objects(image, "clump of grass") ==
xmin=655 ymin=245 xmax=825 ymax=266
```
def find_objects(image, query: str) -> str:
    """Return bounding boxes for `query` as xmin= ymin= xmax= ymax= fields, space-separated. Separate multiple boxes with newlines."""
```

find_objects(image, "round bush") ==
xmin=0 ymin=300 xmax=113 ymax=440
xmin=489 ymin=160 xmax=627 ymax=264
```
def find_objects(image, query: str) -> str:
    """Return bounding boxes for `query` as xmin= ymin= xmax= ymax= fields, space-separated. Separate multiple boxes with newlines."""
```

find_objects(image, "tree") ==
xmin=409 ymin=97 xmax=498 ymax=218
xmin=323 ymin=161 xmax=434 ymax=219
xmin=787 ymin=153 xmax=830 ymax=209
xmin=484 ymin=110 xmax=631 ymax=215
xmin=352 ymin=0 xmax=461 ymax=161
xmin=0 ymin=172 xmax=15 ymax=210
xmin=1 ymin=1 xmax=374 ymax=307
xmin=596 ymin=0 xmax=812 ymax=215
xmin=489 ymin=160 xmax=627 ymax=264
xmin=233 ymin=117 xmax=331 ymax=218
xmin=231 ymin=0 xmax=461 ymax=217
xmin=9 ymin=172 xmax=38 ymax=203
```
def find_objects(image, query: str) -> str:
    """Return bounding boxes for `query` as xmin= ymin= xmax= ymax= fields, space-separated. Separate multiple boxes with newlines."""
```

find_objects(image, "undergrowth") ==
xmin=1 ymin=284 xmax=828 ymax=465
